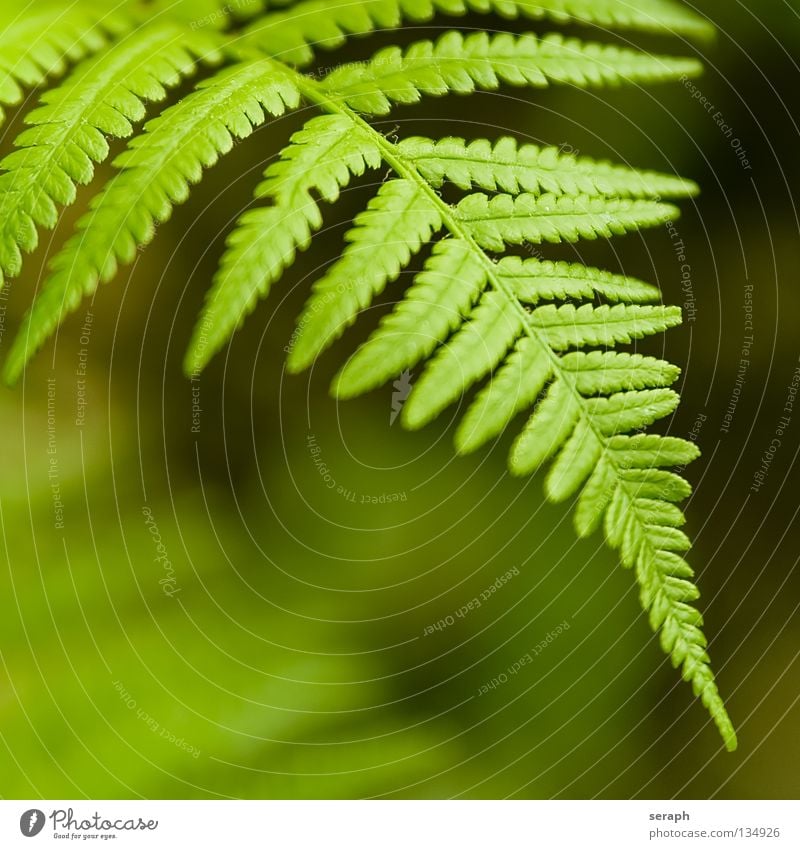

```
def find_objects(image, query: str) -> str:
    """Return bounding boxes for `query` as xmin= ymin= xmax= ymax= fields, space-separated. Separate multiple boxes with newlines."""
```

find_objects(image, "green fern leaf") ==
xmin=286 ymin=179 xmax=443 ymax=372
xmin=402 ymin=290 xmax=525 ymax=427
xmin=509 ymin=378 xmax=583 ymax=472
xmin=529 ymin=303 xmax=683 ymax=349
xmin=0 ymin=0 xmax=735 ymax=751
xmin=588 ymin=388 xmax=681 ymax=436
xmin=334 ymin=238 xmax=486 ymax=398
xmin=186 ymin=114 xmax=382 ymax=374
xmin=3 ymin=59 xmax=300 ymax=384
xmin=322 ymin=32 xmax=702 ymax=115
xmin=562 ymin=351 xmax=681 ymax=394
xmin=0 ymin=2 xmax=132 ymax=126
xmin=610 ymin=433 xmax=701 ymax=469
xmin=0 ymin=21 xmax=221 ymax=280
xmin=455 ymin=338 xmax=553 ymax=452
xmin=458 ymin=192 xmax=678 ymax=250
xmin=238 ymin=0 xmax=713 ymax=67
xmin=398 ymin=136 xmax=698 ymax=198
xmin=498 ymin=257 xmax=663 ymax=304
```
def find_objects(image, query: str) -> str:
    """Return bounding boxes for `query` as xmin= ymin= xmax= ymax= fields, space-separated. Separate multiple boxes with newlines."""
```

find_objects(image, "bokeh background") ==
xmin=0 ymin=0 xmax=798 ymax=799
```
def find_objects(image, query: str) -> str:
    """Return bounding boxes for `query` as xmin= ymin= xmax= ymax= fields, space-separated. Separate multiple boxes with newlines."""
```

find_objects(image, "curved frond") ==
xmin=0 ymin=21 xmax=221 ymax=281
xmin=3 ymin=59 xmax=301 ymax=383
xmin=362 ymin=232 xmax=735 ymax=749
xmin=321 ymin=31 xmax=702 ymax=115
xmin=320 ymin=137 xmax=731 ymax=754
xmin=0 ymin=0 xmax=734 ymax=753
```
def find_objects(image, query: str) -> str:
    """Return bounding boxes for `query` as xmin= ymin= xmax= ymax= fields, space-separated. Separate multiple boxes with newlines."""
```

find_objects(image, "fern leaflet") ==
xmin=237 ymin=0 xmax=713 ymax=68
xmin=398 ymin=136 xmax=698 ymax=198
xmin=187 ymin=114 xmax=382 ymax=373
xmin=0 ymin=2 xmax=132 ymax=126
xmin=0 ymin=22 xmax=221 ymax=279
xmin=4 ymin=60 xmax=300 ymax=382
xmin=321 ymin=32 xmax=702 ymax=115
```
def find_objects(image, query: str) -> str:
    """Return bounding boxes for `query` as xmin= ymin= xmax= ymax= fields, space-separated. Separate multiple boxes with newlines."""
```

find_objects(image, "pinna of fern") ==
xmin=0 ymin=0 xmax=735 ymax=749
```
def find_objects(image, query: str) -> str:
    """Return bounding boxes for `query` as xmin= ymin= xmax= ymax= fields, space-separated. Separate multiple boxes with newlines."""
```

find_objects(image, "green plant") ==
xmin=0 ymin=0 xmax=736 ymax=751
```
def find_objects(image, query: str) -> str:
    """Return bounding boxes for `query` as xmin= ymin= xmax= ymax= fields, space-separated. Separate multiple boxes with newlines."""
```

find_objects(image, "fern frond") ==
xmin=0 ymin=22 xmax=221 ymax=281
xmin=364 ymin=251 xmax=734 ymax=748
xmin=3 ymin=59 xmax=301 ymax=384
xmin=238 ymin=0 xmax=713 ymax=67
xmin=318 ymin=143 xmax=731 ymax=752
xmin=398 ymin=136 xmax=698 ymax=198
xmin=0 ymin=2 xmax=132 ymax=126
xmin=285 ymin=179 xmax=443 ymax=372
xmin=0 ymin=0 xmax=735 ymax=751
xmin=321 ymin=32 xmax=702 ymax=115
xmin=186 ymin=114 xmax=382 ymax=373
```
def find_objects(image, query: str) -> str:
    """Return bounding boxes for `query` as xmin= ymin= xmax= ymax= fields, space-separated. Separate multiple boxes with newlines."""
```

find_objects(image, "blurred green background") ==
xmin=1 ymin=0 xmax=798 ymax=799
